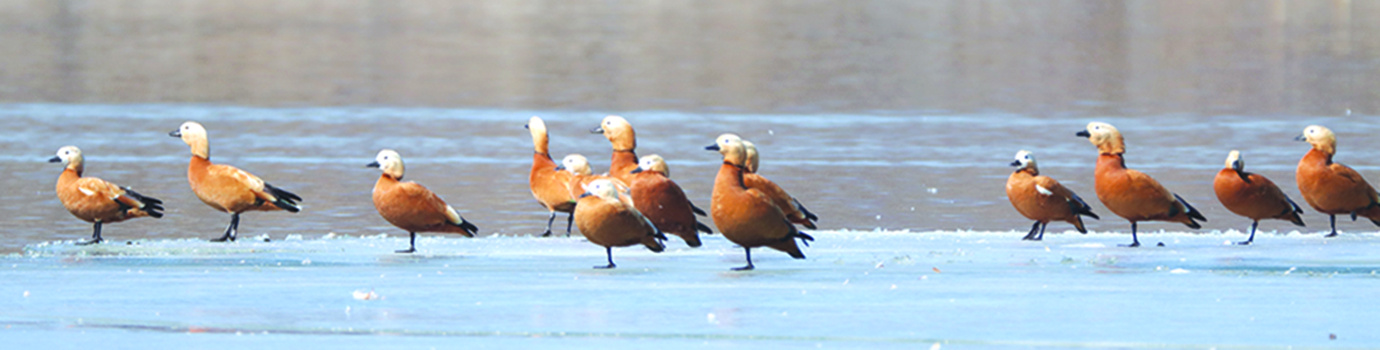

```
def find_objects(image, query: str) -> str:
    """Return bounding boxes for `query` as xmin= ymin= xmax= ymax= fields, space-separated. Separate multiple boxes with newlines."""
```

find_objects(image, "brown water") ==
xmin=2 ymin=0 xmax=1376 ymax=115
xmin=2 ymin=1 xmax=1379 ymax=253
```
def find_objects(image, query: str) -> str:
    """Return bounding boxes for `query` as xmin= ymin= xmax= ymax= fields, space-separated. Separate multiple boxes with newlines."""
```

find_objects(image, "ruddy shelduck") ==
xmin=368 ymin=149 xmax=479 ymax=253
xmin=50 ymin=146 xmax=164 ymax=245
xmin=707 ymin=133 xmax=814 ymax=270
xmin=1005 ymin=150 xmax=1099 ymax=241
xmin=741 ymin=140 xmax=819 ymax=229
xmin=628 ymin=154 xmax=713 ymax=247
xmin=590 ymin=116 xmax=640 ymax=185
xmin=558 ymin=154 xmax=628 ymax=200
xmin=1077 ymin=122 xmax=1205 ymax=247
xmin=170 ymin=121 xmax=301 ymax=242
xmin=526 ymin=117 xmax=577 ymax=237
xmin=1295 ymin=125 xmax=1380 ymax=237
xmin=1213 ymin=150 xmax=1304 ymax=244
xmin=573 ymin=179 xmax=666 ymax=269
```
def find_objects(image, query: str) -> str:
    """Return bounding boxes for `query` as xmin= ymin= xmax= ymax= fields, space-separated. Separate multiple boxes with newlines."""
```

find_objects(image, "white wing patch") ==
xmin=78 ymin=186 xmax=96 ymax=196
xmin=1035 ymin=184 xmax=1054 ymax=196
xmin=444 ymin=205 xmax=463 ymax=224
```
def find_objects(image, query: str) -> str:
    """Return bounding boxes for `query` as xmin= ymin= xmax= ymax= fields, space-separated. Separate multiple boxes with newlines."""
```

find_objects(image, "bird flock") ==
xmin=48 ymin=117 xmax=817 ymax=271
xmin=1007 ymin=121 xmax=1375 ymax=247
xmin=46 ymin=118 xmax=1376 ymax=270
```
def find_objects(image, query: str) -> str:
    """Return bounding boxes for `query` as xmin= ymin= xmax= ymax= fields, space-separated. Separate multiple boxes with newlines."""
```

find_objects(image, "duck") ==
xmin=368 ymin=149 xmax=479 ymax=253
xmin=573 ymin=178 xmax=666 ymax=269
xmin=741 ymin=140 xmax=819 ymax=229
xmin=590 ymin=116 xmax=640 ymax=185
xmin=1213 ymin=150 xmax=1304 ymax=244
xmin=1077 ymin=122 xmax=1205 ymax=247
xmin=707 ymin=133 xmax=814 ymax=270
xmin=627 ymin=154 xmax=713 ymax=247
xmin=526 ymin=117 xmax=577 ymax=237
xmin=558 ymin=154 xmax=628 ymax=200
xmin=1294 ymin=125 xmax=1380 ymax=237
xmin=170 ymin=121 xmax=301 ymax=242
xmin=50 ymin=146 xmax=164 ymax=245
xmin=1005 ymin=150 xmax=1099 ymax=241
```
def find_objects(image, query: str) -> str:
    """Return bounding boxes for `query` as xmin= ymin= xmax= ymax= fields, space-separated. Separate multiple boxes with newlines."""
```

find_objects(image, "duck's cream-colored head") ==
xmin=706 ymin=133 xmax=747 ymax=167
xmin=368 ymin=149 xmax=405 ymax=179
xmin=1224 ymin=150 xmax=1243 ymax=171
xmin=1077 ymin=121 xmax=1125 ymax=155
xmin=170 ymin=121 xmax=210 ymax=159
xmin=592 ymin=115 xmax=636 ymax=151
xmin=1297 ymin=125 xmax=1337 ymax=155
xmin=1010 ymin=149 xmax=1037 ymax=174
xmin=632 ymin=154 xmax=669 ymax=177
xmin=526 ymin=116 xmax=549 ymax=154
xmin=560 ymin=154 xmax=593 ymax=176
xmin=49 ymin=145 xmax=84 ymax=174
xmin=742 ymin=140 xmax=761 ymax=173
xmin=582 ymin=178 xmax=620 ymax=201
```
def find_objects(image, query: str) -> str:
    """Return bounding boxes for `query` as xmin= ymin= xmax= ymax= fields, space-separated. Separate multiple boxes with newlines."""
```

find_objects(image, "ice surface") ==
xmin=2 ymin=230 xmax=1377 ymax=348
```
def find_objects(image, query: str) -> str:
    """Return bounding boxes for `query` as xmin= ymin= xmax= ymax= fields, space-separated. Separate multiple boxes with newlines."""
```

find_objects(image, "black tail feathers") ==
xmin=1175 ymin=192 xmax=1208 ymax=223
xmin=695 ymin=221 xmax=714 ymax=234
xmin=690 ymin=202 xmax=707 ymax=216
xmin=456 ymin=219 xmax=479 ymax=235
xmin=792 ymin=228 xmax=815 ymax=247
xmin=264 ymin=183 xmax=302 ymax=213
xmin=123 ymin=187 xmax=165 ymax=218
xmin=795 ymin=199 xmax=819 ymax=222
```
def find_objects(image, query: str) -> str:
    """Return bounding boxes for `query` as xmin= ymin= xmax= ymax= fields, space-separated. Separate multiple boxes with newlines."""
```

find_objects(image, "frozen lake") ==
xmin=3 ymin=230 xmax=1377 ymax=348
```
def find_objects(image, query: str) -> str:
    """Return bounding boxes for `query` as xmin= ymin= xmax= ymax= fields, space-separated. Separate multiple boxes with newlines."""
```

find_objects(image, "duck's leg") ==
xmin=1121 ymin=221 xmax=1141 ymax=247
xmin=1021 ymin=222 xmax=1040 ymax=241
xmin=540 ymin=211 xmax=556 ymax=237
xmin=1237 ymin=221 xmax=1257 ymax=245
xmin=396 ymin=232 xmax=417 ymax=253
xmin=565 ymin=212 xmax=575 ymax=237
xmin=1036 ymin=222 xmax=1048 ymax=241
xmin=595 ymin=246 xmax=616 ymax=269
xmin=77 ymin=222 xmax=104 ymax=245
xmin=211 ymin=213 xmax=239 ymax=242
xmin=732 ymin=248 xmax=755 ymax=271
xmin=1325 ymin=215 xmax=1338 ymax=238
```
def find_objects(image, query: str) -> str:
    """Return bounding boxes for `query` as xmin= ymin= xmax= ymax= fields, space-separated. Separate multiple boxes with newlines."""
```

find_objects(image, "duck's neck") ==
xmin=1304 ymin=148 xmax=1333 ymax=166
xmin=58 ymin=168 xmax=81 ymax=187
xmin=716 ymin=162 xmax=745 ymax=189
xmin=1097 ymin=153 xmax=1126 ymax=172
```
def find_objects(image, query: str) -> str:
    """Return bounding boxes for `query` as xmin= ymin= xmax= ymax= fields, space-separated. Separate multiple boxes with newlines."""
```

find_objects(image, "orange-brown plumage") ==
xmin=559 ymin=154 xmax=629 ymax=201
xmin=592 ymin=116 xmax=640 ymax=185
xmin=369 ymin=149 xmax=478 ymax=253
xmin=574 ymin=179 xmax=666 ymax=268
xmin=628 ymin=155 xmax=710 ymax=248
xmin=741 ymin=140 xmax=818 ymax=229
xmin=1295 ymin=125 xmax=1380 ymax=237
xmin=1079 ymin=122 xmax=1203 ymax=247
xmin=708 ymin=134 xmax=812 ymax=270
xmin=1213 ymin=150 xmax=1304 ymax=244
xmin=1094 ymin=154 xmax=1199 ymax=225
xmin=51 ymin=146 xmax=164 ymax=244
xmin=527 ymin=117 xmax=577 ymax=236
xmin=171 ymin=121 xmax=300 ymax=242
xmin=742 ymin=174 xmax=815 ymax=229
xmin=1005 ymin=150 xmax=1098 ymax=240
